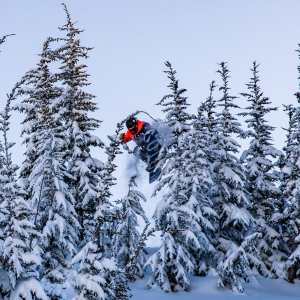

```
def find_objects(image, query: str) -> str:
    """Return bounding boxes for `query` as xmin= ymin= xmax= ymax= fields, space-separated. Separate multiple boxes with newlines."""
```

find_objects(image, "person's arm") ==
xmin=120 ymin=130 xmax=134 ymax=143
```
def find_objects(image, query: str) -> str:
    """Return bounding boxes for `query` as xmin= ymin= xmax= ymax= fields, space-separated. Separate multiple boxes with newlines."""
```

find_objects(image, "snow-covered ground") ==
xmin=130 ymin=276 xmax=300 ymax=300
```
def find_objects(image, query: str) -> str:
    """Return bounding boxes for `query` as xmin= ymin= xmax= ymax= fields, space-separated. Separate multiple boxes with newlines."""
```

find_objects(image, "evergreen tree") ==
xmin=32 ymin=133 xmax=80 ymax=299
xmin=17 ymin=37 xmax=61 ymax=203
xmin=55 ymin=3 xmax=104 ymax=241
xmin=182 ymin=104 xmax=218 ymax=276
xmin=212 ymin=62 xmax=255 ymax=293
xmin=240 ymin=61 xmax=285 ymax=277
xmin=113 ymin=176 xmax=148 ymax=281
xmin=282 ymin=104 xmax=297 ymax=163
xmin=199 ymin=81 xmax=220 ymax=203
xmin=0 ymin=84 xmax=47 ymax=299
xmin=278 ymin=105 xmax=297 ymax=256
xmin=278 ymin=104 xmax=297 ymax=200
xmin=18 ymin=38 xmax=80 ymax=299
xmin=147 ymin=61 xmax=200 ymax=292
xmin=72 ymin=122 xmax=129 ymax=299
xmin=202 ymin=80 xmax=218 ymax=147
xmin=278 ymin=45 xmax=300 ymax=282
xmin=283 ymin=103 xmax=300 ymax=281
xmin=54 ymin=6 xmax=129 ymax=296
xmin=157 ymin=61 xmax=190 ymax=140
xmin=72 ymin=241 xmax=129 ymax=300
xmin=282 ymin=45 xmax=300 ymax=281
xmin=95 ymin=123 xmax=123 ymax=256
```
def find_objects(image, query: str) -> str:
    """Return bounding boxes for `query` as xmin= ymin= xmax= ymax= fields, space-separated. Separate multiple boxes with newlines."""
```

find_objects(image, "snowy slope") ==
xmin=130 ymin=276 xmax=300 ymax=300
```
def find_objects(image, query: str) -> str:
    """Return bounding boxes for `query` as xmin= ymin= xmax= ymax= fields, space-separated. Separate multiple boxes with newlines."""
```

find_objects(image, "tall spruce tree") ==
xmin=31 ymin=127 xmax=80 ymax=299
xmin=55 ymin=4 xmax=104 ymax=241
xmin=282 ymin=105 xmax=297 ymax=163
xmin=52 ymin=6 xmax=129 ymax=297
xmin=183 ymin=103 xmax=218 ymax=276
xmin=95 ymin=123 xmax=123 ymax=256
xmin=212 ymin=62 xmax=257 ymax=293
xmin=146 ymin=61 xmax=203 ymax=292
xmin=240 ymin=61 xmax=285 ymax=277
xmin=283 ymin=103 xmax=300 ymax=281
xmin=18 ymin=37 xmax=63 ymax=219
xmin=0 ymin=83 xmax=48 ymax=299
xmin=72 ymin=123 xmax=129 ymax=300
xmin=282 ymin=44 xmax=300 ymax=282
xmin=113 ymin=176 xmax=148 ymax=281
xmin=279 ymin=104 xmax=297 ymax=199
xmin=200 ymin=81 xmax=219 ymax=202
xmin=202 ymin=81 xmax=218 ymax=146
xmin=17 ymin=38 xmax=81 ymax=299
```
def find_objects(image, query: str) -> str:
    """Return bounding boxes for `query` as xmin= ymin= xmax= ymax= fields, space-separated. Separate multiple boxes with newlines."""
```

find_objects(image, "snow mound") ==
xmin=130 ymin=275 xmax=300 ymax=300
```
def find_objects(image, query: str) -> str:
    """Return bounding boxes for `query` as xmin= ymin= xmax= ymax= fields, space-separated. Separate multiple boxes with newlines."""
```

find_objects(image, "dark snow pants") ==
xmin=133 ymin=129 xmax=162 ymax=182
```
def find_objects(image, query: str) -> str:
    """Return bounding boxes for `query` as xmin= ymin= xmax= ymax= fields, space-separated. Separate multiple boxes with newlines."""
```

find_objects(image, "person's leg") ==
xmin=149 ymin=167 xmax=161 ymax=183
xmin=139 ymin=149 xmax=148 ymax=163
xmin=145 ymin=135 xmax=161 ymax=172
xmin=133 ymin=146 xmax=148 ymax=163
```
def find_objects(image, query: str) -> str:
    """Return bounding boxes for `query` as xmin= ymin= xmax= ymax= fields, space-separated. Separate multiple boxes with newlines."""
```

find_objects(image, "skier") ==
xmin=120 ymin=115 xmax=162 ymax=183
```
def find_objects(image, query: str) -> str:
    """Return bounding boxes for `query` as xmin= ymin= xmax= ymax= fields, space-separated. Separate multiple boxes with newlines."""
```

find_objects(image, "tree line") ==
xmin=1 ymin=3 xmax=300 ymax=300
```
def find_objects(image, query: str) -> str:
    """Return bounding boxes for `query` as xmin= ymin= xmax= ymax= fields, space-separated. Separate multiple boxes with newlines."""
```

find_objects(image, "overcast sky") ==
xmin=1 ymin=1 xmax=300 ymax=235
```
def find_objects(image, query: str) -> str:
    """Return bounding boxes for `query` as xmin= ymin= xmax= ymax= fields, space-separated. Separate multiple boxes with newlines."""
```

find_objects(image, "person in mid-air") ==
xmin=120 ymin=115 xmax=162 ymax=183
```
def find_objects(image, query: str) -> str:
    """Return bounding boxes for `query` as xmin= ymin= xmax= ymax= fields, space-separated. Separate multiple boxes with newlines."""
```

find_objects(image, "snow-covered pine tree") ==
xmin=53 ymin=6 xmax=130 ymax=294
xmin=153 ymin=61 xmax=190 ymax=192
xmin=72 ymin=122 xmax=129 ymax=300
xmin=18 ymin=37 xmax=63 ymax=222
xmin=278 ymin=105 xmax=297 ymax=251
xmin=17 ymin=37 xmax=62 ymax=203
xmin=157 ymin=61 xmax=190 ymax=139
xmin=240 ymin=61 xmax=285 ymax=277
xmin=199 ymin=81 xmax=220 ymax=201
xmin=181 ymin=103 xmax=218 ymax=276
xmin=212 ymin=62 xmax=257 ymax=293
xmin=202 ymin=81 xmax=218 ymax=146
xmin=279 ymin=105 xmax=297 ymax=198
xmin=32 ymin=129 xmax=80 ymax=299
xmin=95 ymin=122 xmax=123 ymax=256
xmin=283 ymin=107 xmax=300 ymax=281
xmin=17 ymin=38 xmax=81 ymax=299
xmin=282 ymin=105 xmax=297 ymax=162
xmin=146 ymin=61 xmax=202 ymax=292
xmin=0 ymin=83 xmax=48 ymax=299
xmin=199 ymin=81 xmax=223 ymax=220
xmin=283 ymin=44 xmax=300 ymax=282
xmin=276 ymin=105 xmax=299 ymax=282
xmin=55 ymin=3 xmax=104 ymax=241
xmin=72 ymin=240 xmax=129 ymax=300
xmin=113 ymin=176 xmax=148 ymax=281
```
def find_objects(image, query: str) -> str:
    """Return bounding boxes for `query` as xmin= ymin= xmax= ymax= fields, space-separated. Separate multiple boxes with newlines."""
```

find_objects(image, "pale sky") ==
xmin=1 ymin=1 xmax=300 ymax=238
